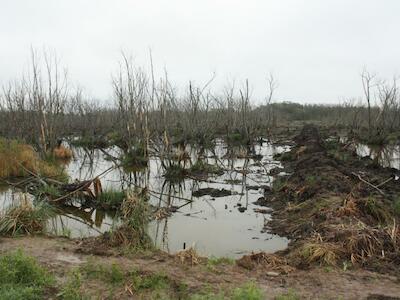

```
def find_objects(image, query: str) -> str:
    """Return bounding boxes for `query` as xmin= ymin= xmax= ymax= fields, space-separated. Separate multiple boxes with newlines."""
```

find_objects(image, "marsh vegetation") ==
xmin=0 ymin=50 xmax=400 ymax=299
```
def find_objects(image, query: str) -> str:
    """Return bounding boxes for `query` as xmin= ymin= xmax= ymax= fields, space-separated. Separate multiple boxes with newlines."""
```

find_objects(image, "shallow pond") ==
xmin=0 ymin=140 xmax=290 ymax=258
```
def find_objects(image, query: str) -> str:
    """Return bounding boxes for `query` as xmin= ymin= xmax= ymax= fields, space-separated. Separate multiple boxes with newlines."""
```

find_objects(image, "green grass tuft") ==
xmin=164 ymin=163 xmax=187 ymax=182
xmin=0 ymin=250 xmax=54 ymax=300
xmin=131 ymin=270 xmax=170 ymax=291
xmin=58 ymin=269 xmax=88 ymax=300
xmin=96 ymin=189 xmax=126 ymax=209
xmin=206 ymin=256 xmax=235 ymax=271
xmin=232 ymin=282 xmax=264 ymax=300
xmin=275 ymin=289 xmax=300 ymax=300
xmin=82 ymin=260 xmax=124 ymax=285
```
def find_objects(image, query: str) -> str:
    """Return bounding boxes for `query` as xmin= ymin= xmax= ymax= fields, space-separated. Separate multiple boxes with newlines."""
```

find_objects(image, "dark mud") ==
xmin=263 ymin=125 xmax=400 ymax=275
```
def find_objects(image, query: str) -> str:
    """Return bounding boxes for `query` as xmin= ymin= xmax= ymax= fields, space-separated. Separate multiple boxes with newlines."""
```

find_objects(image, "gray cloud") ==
xmin=1 ymin=0 xmax=399 ymax=103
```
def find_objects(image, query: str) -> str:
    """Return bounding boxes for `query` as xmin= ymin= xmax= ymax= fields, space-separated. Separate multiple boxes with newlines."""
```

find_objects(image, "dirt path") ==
xmin=1 ymin=236 xmax=399 ymax=299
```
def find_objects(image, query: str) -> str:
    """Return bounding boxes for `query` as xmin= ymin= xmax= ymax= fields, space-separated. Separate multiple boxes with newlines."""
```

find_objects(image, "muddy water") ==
xmin=0 ymin=140 xmax=290 ymax=258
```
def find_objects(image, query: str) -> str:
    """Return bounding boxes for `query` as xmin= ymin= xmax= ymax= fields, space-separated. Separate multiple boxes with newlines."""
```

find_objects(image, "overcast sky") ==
xmin=1 ymin=0 xmax=399 ymax=104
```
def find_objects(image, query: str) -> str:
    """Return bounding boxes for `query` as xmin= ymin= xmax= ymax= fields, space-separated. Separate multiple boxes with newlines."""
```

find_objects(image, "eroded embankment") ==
xmin=263 ymin=125 xmax=400 ymax=274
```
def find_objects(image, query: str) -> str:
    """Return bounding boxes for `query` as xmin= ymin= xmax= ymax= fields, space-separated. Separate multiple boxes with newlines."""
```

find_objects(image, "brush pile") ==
xmin=0 ymin=198 xmax=54 ymax=236
xmin=266 ymin=125 xmax=400 ymax=274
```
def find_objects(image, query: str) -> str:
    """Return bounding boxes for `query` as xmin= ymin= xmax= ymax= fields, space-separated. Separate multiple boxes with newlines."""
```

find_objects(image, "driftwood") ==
xmin=57 ymin=177 xmax=102 ymax=202
xmin=352 ymin=172 xmax=385 ymax=195
xmin=8 ymin=165 xmax=115 ymax=205
xmin=51 ymin=165 xmax=115 ymax=202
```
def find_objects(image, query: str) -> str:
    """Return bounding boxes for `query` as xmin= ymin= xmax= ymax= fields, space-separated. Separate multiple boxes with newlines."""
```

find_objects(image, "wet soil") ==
xmin=263 ymin=124 xmax=400 ymax=276
xmin=1 ymin=236 xmax=400 ymax=299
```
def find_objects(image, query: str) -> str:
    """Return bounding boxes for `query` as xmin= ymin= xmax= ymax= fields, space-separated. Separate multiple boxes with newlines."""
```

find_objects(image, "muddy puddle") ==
xmin=0 ymin=140 xmax=291 ymax=258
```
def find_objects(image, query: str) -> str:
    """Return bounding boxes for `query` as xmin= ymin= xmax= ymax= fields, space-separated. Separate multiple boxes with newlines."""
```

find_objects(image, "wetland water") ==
xmin=356 ymin=143 xmax=400 ymax=169
xmin=0 ymin=140 xmax=290 ymax=258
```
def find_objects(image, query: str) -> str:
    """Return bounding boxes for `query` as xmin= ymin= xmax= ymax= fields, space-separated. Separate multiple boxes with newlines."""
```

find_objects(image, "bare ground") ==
xmin=0 ymin=236 xmax=399 ymax=299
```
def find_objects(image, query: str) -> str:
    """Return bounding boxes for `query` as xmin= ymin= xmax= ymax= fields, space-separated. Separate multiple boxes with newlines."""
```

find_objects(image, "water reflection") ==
xmin=356 ymin=144 xmax=400 ymax=169
xmin=0 ymin=139 xmax=290 ymax=258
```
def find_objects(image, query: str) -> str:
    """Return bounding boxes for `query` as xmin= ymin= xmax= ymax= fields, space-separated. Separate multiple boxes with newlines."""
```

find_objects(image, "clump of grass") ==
xmin=275 ymin=289 xmax=300 ymax=300
xmin=0 ymin=138 xmax=65 ymax=179
xmin=96 ymin=189 xmax=126 ymax=209
xmin=0 ymin=200 xmax=54 ymax=236
xmin=273 ymin=151 xmax=293 ymax=161
xmin=131 ymin=270 xmax=170 ymax=291
xmin=324 ymin=139 xmax=340 ymax=151
xmin=272 ymin=177 xmax=287 ymax=192
xmin=393 ymin=198 xmax=400 ymax=216
xmin=0 ymin=250 xmax=54 ymax=300
xmin=35 ymin=184 xmax=62 ymax=200
xmin=121 ymin=145 xmax=148 ymax=171
xmin=164 ymin=163 xmax=187 ymax=182
xmin=70 ymin=136 xmax=109 ymax=149
xmin=207 ymin=256 xmax=235 ymax=271
xmin=82 ymin=260 xmax=124 ymax=285
xmin=362 ymin=196 xmax=391 ymax=224
xmin=176 ymin=247 xmax=201 ymax=265
xmin=300 ymin=241 xmax=343 ymax=266
xmin=232 ymin=282 xmax=264 ymax=300
xmin=305 ymin=175 xmax=317 ymax=185
xmin=52 ymin=145 xmax=73 ymax=159
xmin=226 ymin=131 xmax=250 ymax=146
xmin=104 ymin=189 xmax=153 ymax=250
xmin=190 ymin=282 xmax=263 ymax=300
xmin=58 ymin=269 xmax=87 ymax=300
xmin=190 ymin=292 xmax=225 ymax=300
xmin=190 ymin=160 xmax=223 ymax=176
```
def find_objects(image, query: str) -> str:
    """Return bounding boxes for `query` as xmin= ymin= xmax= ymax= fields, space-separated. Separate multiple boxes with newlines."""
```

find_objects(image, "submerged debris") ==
xmin=192 ymin=188 xmax=232 ymax=198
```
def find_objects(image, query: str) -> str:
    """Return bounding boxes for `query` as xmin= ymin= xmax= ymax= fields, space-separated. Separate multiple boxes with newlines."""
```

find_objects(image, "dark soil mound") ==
xmin=267 ymin=125 xmax=400 ymax=275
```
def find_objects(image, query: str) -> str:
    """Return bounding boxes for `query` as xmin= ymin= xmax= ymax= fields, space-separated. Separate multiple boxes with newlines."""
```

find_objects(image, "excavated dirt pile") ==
xmin=265 ymin=124 xmax=400 ymax=274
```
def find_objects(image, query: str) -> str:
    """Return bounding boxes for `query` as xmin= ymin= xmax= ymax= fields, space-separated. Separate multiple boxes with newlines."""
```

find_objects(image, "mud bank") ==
xmin=263 ymin=125 xmax=400 ymax=275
